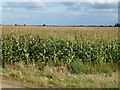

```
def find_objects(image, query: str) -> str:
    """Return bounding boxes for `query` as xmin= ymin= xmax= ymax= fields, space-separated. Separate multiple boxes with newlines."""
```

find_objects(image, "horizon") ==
xmin=1 ymin=23 xmax=118 ymax=26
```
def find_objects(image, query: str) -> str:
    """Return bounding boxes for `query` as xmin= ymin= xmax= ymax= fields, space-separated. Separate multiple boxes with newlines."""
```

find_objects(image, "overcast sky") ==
xmin=1 ymin=1 xmax=118 ymax=26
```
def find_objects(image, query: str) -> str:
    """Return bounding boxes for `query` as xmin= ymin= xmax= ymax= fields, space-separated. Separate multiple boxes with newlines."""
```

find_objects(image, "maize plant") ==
xmin=2 ymin=33 xmax=119 ymax=68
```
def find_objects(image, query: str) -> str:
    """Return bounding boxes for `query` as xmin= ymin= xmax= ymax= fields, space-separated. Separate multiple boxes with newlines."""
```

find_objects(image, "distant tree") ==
xmin=108 ymin=25 xmax=112 ymax=27
xmin=114 ymin=23 xmax=120 ymax=27
xmin=15 ymin=24 xmax=17 ymax=26
xmin=24 ymin=24 xmax=26 ymax=26
xmin=117 ymin=23 xmax=120 ymax=27
xmin=42 ymin=24 xmax=46 ymax=26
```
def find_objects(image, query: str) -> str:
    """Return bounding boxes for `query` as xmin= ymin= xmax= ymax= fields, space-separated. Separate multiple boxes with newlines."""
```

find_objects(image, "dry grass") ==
xmin=2 ymin=25 xmax=118 ymax=41
xmin=1 ymin=64 xmax=119 ymax=88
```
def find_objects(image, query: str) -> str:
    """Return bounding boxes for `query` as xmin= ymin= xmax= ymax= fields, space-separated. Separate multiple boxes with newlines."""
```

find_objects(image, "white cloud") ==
xmin=2 ymin=8 xmax=13 ymax=11
xmin=0 ymin=7 xmax=2 ymax=10
xmin=3 ymin=1 xmax=118 ymax=11
xmin=4 ymin=2 xmax=52 ymax=10
xmin=69 ymin=11 xmax=87 ymax=15
xmin=3 ymin=1 xmax=118 ymax=13
xmin=15 ymin=15 xmax=30 ymax=18
xmin=62 ymin=2 xmax=118 ymax=12
xmin=3 ymin=0 xmax=119 ymax=2
xmin=91 ymin=9 xmax=114 ymax=12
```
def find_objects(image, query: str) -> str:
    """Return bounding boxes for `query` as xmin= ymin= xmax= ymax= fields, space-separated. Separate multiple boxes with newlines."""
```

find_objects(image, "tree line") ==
xmin=1 ymin=23 xmax=120 ymax=27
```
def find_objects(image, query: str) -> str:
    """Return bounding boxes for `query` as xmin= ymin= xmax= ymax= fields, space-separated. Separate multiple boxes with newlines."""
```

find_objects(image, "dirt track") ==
xmin=2 ymin=83 xmax=21 ymax=88
xmin=2 ymin=78 xmax=22 ymax=88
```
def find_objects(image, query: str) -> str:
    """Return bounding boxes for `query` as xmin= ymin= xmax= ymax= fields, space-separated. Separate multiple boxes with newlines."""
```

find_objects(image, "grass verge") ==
xmin=1 ymin=62 xmax=119 ymax=88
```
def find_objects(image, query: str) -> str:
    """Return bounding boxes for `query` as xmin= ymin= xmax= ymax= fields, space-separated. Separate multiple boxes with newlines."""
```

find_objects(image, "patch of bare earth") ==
xmin=2 ymin=78 xmax=22 ymax=88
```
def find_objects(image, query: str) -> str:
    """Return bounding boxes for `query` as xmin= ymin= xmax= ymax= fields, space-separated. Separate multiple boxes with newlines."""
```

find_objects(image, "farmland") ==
xmin=1 ymin=25 xmax=119 ymax=88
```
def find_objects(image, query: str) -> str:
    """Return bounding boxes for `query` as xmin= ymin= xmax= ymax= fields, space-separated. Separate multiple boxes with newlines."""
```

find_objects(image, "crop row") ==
xmin=2 ymin=34 xmax=119 ymax=68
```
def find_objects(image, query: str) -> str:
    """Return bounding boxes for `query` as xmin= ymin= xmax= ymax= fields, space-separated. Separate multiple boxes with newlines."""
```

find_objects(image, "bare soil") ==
xmin=2 ymin=78 xmax=22 ymax=88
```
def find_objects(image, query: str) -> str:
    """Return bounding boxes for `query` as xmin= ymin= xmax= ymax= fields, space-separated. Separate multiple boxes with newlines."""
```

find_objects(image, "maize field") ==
xmin=1 ymin=26 xmax=119 ymax=73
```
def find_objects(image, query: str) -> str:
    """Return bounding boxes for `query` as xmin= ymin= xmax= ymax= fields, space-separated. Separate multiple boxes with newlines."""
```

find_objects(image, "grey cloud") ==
xmin=2 ymin=8 xmax=13 ymax=11
xmin=3 ymin=2 xmax=118 ymax=12
xmin=62 ymin=2 xmax=118 ymax=11
xmin=62 ymin=2 xmax=81 ymax=10
xmin=4 ymin=2 xmax=51 ymax=10
xmin=87 ymin=3 xmax=117 ymax=10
